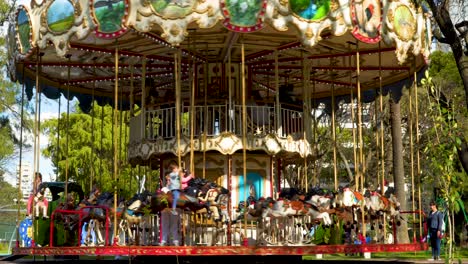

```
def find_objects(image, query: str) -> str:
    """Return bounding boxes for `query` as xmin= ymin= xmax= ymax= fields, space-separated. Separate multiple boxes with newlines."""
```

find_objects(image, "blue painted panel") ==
xmin=238 ymin=172 xmax=263 ymax=202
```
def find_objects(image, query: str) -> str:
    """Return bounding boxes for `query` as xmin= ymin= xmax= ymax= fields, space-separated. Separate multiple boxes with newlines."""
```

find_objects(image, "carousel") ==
xmin=9 ymin=0 xmax=431 ymax=258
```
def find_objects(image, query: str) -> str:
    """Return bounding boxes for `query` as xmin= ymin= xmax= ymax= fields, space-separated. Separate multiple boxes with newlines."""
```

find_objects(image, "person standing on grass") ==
xmin=428 ymin=201 xmax=444 ymax=260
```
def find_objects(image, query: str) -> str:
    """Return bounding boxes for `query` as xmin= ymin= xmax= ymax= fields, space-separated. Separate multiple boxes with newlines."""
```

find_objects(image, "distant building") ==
xmin=17 ymin=162 xmax=32 ymax=203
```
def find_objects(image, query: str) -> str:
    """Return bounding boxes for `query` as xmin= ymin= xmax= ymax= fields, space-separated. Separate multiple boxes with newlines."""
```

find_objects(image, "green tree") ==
xmin=420 ymin=51 xmax=468 ymax=261
xmin=0 ymin=0 xmax=32 ymax=173
xmin=425 ymin=0 xmax=468 ymax=176
xmin=41 ymin=103 xmax=158 ymax=198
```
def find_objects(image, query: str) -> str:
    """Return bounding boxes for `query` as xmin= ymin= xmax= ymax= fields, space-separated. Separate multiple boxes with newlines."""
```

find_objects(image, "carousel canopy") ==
xmin=8 ymin=0 xmax=431 ymax=111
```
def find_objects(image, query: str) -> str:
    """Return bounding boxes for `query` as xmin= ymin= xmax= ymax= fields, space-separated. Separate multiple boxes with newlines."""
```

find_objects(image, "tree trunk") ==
xmin=338 ymin=147 xmax=354 ymax=182
xmin=390 ymin=96 xmax=410 ymax=243
xmin=426 ymin=0 xmax=468 ymax=174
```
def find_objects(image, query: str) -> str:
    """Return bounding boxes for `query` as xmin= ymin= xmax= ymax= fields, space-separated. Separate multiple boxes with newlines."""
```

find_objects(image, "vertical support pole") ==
xmin=303 ymin=53 xmax=309 ymax=192
xmin=190 ymin=60 xmax=196 ymax=174
xmin=141 ymin=56 xmax=147 ymax=140
xmin=241 ymin=39 xmax=248 ymax=246
xmin=331 ymin=70 xmax=337 ymax=191
xmin=175 ymin=51 xmax=182 ymax=170
xmin=227 ymin=154 xmax=232 ymax=246
xmin=17 ymin=64 xmax=26 ymax=247
xmin=90 ymin=62 xmax=96 ymax=192
xmin=203 ymin=60 xmax=208 ymax=179
xmin=378 ymin=44 xmax=387 ymax=241
xmin=312 ymin=71 xmax=317 ymax=186
xmin=414 ymin=70 xmax=422 ymax=240
xmin=31 ymin=50 xmax=41 ymax=246
xmin=356 ymin=42 xmax=366 ymax=238
xmin=408 ymin=69 xmax=416 ymax=243
xmin=64 ymin=54 xmax=71 ymax=202
xmin=113 ymin=46 xmax=119 ymax=245
xmin=275 ymin=50 xmax=281 ymax=136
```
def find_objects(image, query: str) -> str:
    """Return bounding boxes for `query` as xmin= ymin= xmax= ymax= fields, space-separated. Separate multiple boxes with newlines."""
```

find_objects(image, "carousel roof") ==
xmin=8 ymin=0 xmax=431 ymax=111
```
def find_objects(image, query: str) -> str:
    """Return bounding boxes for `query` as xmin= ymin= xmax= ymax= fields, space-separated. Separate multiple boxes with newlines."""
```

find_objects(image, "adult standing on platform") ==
xmin=428 ymin=201 xmax=444 ymax=260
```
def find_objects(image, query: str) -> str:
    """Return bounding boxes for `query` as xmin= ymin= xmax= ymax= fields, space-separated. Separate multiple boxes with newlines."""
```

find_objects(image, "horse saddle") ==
xmin=290 ymin=201 xmax=304 ymax=211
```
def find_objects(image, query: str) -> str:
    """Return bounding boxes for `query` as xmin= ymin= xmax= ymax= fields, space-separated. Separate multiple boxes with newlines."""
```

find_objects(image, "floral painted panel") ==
xmin=151 ymin=0 xmax=196 ymax=18
xmin=46 ymin=0 xmax=75 ymax=33
xmin=17 ymin=8 xmax=31 ymax=54
xmin=290 ymin=0 xmax=330 ymax=21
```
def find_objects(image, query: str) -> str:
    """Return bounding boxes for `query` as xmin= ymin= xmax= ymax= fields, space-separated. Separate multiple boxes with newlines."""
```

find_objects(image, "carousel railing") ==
xmin=131 ymin=103 xmax=304 ymax=141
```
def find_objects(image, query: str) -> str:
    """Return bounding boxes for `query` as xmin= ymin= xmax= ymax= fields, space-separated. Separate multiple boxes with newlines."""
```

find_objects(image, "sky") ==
xmin=4 ymin=95 xmax=74 ymax=186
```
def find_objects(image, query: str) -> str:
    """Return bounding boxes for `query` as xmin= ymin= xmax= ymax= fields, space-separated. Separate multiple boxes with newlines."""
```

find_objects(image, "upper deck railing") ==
xmin=129 ymin=102 xmax=303 ymax=143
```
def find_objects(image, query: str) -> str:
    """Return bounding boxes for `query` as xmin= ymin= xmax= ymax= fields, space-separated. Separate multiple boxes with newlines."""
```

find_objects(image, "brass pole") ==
xmin=331 ymin=69 xmax=338 ymax=191
xmin=378 ymin=43 xmax=387 ymax=241
xmin=175 ymin=51 xmax=182 ymax=169
xmin=241 ymin=39 xmax=248 ymax=245
xmin=32 ymin=50 xmax=40 ymax=245
xmin=312 ymin=71 xmax=317 ymax=186
xmin=349 ymin=50 xmax=358 ymax=189
xmin=141 ymin=56 xmax=147 ymax=139
xmin=65 ymin=54 xmax=71 ymax=201
xmin=203 ymin=58 xmax=208 ymax=179
xmin=90 ymin=62 xmax=96 ymax=192
xmin=275 ymin=50 xmax=281 ymax=137
xmin=113 ymin=46 xmax=119 ymax=244
xmin=356 ymin=42 xmax=366 ymax=237
xmin=190 ymin=48 xmax=195 ymax=174
xmin=408 ymin=69 xmax=416 ymax=242
xmin=302 ymin=53 xmax=309 ymax=192
xmin=16 ymin=63 xmax=26 ymax=247
xmin=414 ymin=70 xmax=422 ymax=239
xmin=130 ymin=64 xmax=134 ymax=118
xmin=228 ymin=51 xmax=233 ymax=132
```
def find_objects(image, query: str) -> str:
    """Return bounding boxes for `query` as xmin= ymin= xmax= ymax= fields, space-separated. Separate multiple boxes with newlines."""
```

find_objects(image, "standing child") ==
xmin=167 ymin=161 xmax=181 ymax=215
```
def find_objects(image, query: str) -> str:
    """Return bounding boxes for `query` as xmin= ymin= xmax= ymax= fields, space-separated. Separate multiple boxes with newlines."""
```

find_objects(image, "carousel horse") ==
xmin=119 ymin=191 xmax=154 ymax=245
xmin=149 ymin=189 xmax=207 ymax=214
xmin=80 ymin=191 xmax=125 ymax=246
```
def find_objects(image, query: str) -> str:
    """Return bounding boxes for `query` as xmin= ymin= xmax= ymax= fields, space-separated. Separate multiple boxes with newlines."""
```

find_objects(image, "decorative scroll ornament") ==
xmin=91 ymin=0 xmax=129 ymax=38
xmin=383 ymin=0 xmax=418 ymax=63
xmin=351 ymin=0 xmax=382 ymax=43
xmin=220 ymin=0 xmax=267 ymax=32
xmin=38 ymin=0 xmax=93 ymax=57
xmin=132 ymin=0 xmax=221 ymax=45
xmin=16 ymin=6 xmax=34 ymax=55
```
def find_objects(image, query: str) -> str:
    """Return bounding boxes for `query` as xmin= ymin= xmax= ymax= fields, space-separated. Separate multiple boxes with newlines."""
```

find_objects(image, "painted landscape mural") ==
xmin=93 ymin=0 xmax=125 ymax=33
xmin=290 ymin=0 xmax=330 ymax=21
xmin=224 ymin=0 xmax=262 ymax=27
xmin=151 ymin=0 xmax=196 ymax=18
xmin=17 ymin=9 xmax=31 ymax=53
xmin=47 ymin=0 xmax=75 ymax=32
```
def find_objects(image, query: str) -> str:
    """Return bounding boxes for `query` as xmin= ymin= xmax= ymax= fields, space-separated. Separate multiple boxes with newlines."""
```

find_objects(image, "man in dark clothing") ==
xmin=427 ymin=201 xmax=444 ymax=260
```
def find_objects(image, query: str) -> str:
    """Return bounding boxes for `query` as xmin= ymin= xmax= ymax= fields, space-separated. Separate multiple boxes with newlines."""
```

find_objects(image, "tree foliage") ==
xmin=41 ymin=103 xmax=158 ymax=198
xmin=420 ymin=51 xmax=468 ymax=261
